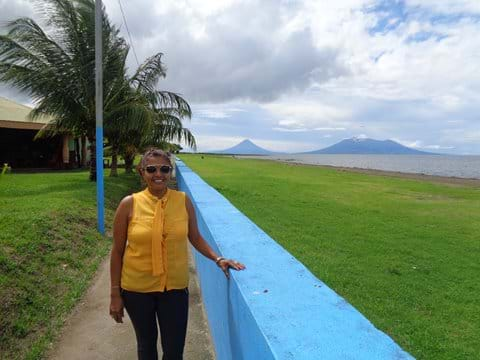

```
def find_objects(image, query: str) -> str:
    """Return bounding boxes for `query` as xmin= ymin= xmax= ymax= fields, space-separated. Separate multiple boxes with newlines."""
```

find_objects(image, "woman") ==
xmin=110 ymin=148 xmax=245 ymax=360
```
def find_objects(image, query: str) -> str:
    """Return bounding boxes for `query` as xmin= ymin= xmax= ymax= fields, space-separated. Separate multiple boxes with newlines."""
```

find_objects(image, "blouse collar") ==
xmin=144 ymin=187 xmax=170 ymax=203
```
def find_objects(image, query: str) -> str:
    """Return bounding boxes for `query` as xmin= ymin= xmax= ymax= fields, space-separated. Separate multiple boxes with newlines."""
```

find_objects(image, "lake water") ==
xmin=251 ymin=154 xmax=480 ymax=179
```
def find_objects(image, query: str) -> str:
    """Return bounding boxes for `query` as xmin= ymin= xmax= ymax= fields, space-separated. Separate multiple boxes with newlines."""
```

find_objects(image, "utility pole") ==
xmin=95 ymin=0 xmax=105 ymax=235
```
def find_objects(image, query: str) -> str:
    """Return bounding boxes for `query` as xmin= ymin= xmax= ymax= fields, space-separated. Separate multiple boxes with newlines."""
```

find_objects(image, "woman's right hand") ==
xmin=110 ymin=294 xmax=124 ymax=323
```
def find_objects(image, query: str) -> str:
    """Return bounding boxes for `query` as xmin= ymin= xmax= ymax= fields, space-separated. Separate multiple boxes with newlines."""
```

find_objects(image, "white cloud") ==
xmin=1 ymin=0 xmax=479 ymax=154
xmin=423 ymin=145 xmax=455 ymax=150
xmin=272 ymin=126 xmax=346 ymax=132
xmin=405 ymin=0 xmax=480 ymax=14
xmin=313 ymin=127 xmax=346 ymax=131
xmin=393 ymin=138 xmax=455 ymax=150
xmin=194 ymin=106 xmax=247 ymax=119
xmin=0 ymin=0 xmax=33 ymax=28
xmin=292 ymin=1 xmax=480 ymax=115
xmin=273 ymin=127 xmax=309 ymax=133
xmin=264 ymin=101 xmax=352 ymax=130
xmin=442 ymin=129 xmax=480 ymax=143
xmin=103 ymin=0 xmax=347 ymax=103
xmin=464 ymin=131 xmax=480 ymax=142
xmin=431 ymin=95 xmax=464 ymax=111
xmin=195 ymin=110 xmax=231 ymax=119
xmin=192 ymin=134 xmax=246 ymax=152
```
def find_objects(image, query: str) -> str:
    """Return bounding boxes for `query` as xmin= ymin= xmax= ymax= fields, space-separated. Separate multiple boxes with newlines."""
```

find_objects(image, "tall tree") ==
xmin=0 ymin=0 xmax=126 ymax=180
xmin=104 ymin=53 xmax=195 ymax=177
xmin=0 ymin=0 xmax=195 ymax=180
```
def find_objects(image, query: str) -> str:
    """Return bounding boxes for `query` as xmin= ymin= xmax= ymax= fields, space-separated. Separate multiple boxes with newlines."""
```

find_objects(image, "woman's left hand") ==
xmin=217 ymin=259 xmax=246 ymax=279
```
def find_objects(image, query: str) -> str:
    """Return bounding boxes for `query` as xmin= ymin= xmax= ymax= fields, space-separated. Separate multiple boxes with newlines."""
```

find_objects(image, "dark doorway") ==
xmin=0 ymin=128 xmax=62 ymax=168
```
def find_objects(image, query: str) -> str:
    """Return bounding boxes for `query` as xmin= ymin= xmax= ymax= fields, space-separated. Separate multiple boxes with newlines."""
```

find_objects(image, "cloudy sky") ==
xmin=1 ymin=0 xmax=480 ymax=154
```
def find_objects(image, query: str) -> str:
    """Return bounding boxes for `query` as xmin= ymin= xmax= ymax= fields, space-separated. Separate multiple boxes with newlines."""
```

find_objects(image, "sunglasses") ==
xmin=144 ymin=165 xmax=172 ymax=174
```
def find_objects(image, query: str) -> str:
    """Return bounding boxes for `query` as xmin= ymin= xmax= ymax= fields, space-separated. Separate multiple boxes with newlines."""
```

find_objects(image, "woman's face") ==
xmin=141 ymin=156 xmax=172 ymax=196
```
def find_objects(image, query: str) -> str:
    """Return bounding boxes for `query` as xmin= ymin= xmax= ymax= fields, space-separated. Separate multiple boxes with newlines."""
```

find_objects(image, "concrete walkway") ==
xmin=47 ymin=250 xmax=215 ymax=360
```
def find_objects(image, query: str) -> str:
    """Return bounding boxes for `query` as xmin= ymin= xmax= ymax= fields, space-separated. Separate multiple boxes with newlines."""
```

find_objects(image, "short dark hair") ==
xmin=138 ymin=148 xmax=172 ymax=172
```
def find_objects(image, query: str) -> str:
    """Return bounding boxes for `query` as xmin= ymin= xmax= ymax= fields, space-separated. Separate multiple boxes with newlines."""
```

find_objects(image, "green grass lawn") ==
xmin=0 ymin=170 xmax=141 ymax=360
xmin=179 ymin=154 xmax=480 ymax=360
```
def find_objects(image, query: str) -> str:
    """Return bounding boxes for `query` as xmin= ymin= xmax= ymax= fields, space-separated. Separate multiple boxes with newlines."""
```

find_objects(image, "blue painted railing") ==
xmin=176 ymin=159 xmax=414 ymax=360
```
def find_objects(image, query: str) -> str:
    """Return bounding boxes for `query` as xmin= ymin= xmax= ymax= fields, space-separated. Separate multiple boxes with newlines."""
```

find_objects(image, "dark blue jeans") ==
xmin=122 ymin=288 xmax=189 ymax=360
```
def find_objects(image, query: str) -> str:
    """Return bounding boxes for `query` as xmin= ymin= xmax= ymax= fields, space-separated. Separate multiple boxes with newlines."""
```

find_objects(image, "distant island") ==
xmin=301 ymin=137 xmax=437 ymax=155
xmin=210 ymin=138 xmax=437 ymax=155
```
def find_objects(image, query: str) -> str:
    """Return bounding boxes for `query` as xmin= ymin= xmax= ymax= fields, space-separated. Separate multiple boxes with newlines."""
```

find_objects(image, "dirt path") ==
xmin=47 ymin=250 xmax=215 ymax=360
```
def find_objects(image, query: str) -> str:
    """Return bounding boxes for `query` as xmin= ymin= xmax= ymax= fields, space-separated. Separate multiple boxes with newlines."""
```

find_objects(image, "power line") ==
xmin=117 ymin=0 xmax=140 ymax=67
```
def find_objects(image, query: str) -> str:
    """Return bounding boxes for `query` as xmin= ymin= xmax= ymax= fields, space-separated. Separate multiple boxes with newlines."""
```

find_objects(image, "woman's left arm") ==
xmin=186 ymin=195 xmax=245 ymax=278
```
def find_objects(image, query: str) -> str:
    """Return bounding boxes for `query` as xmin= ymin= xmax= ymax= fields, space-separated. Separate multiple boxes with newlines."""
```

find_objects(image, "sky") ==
xmin=1 ymin=0 xmax=479 ymax=154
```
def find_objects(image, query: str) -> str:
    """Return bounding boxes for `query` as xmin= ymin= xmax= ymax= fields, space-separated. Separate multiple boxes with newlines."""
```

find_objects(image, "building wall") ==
xmin=0 ymin=127 xmax=63 ymax=168
xmin=0 ymin=97 xmax=82 ymax=169
xmin=176 ymin=159 xmax=414 ymax=360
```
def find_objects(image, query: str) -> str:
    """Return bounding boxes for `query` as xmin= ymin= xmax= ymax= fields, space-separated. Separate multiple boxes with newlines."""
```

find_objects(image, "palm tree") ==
xmin=0 ymin=0 xmax=195 ymax=180
xmin=104 ymin=53 xmax=195 ymax=176
xmin=0 ymin=0 xmax=127 ymax=180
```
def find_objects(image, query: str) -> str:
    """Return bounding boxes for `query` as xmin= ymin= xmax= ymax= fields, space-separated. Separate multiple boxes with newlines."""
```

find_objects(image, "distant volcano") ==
xmin=212 ymin=139 xmax=277 ymax=155
xmin=303 ymin=138 xmax=438 ymax=155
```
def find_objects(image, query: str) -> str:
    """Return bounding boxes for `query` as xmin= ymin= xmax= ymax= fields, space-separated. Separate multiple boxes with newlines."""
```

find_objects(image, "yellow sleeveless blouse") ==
xmin=121 ymin=188 xmax=189 ymax=292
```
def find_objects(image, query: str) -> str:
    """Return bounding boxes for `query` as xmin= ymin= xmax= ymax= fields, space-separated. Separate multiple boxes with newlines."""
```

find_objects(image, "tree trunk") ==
xmin=110 ymin=147 xmax=118 ymax=177
xmin=75 ymin=138 xmax=81 ymax=168
xmin=124 ymin=153 xmax=135 ymax=174
xmin=89 ymin=138 xmax=96 ymax=181
xmin=81 ymin=135 xmax=88 ymax=168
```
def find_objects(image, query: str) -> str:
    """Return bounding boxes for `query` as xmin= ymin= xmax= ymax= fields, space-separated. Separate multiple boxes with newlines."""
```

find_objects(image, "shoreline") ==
xmin=255 ymin=158 xmax=480 ymax=187
xmin=317 ymin=164 xmax=480 ymax=187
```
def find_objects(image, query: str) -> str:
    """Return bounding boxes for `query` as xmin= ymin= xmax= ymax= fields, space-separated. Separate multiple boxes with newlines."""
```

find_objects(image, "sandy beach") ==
xmin=254 ymin=158 xmax=480 ymax=187
xmin=321 ymin=164 xmax=480 ymax=187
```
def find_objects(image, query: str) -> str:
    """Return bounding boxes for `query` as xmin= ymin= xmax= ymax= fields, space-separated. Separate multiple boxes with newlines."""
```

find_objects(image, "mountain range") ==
xmin=211 ymin=138 xmax=437 ymax=155
xmin=302 ymin=138 xmax=436 ymax=155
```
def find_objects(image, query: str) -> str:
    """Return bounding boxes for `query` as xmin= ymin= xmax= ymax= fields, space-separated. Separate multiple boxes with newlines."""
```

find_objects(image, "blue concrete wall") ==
xmin=176 ymin=159 xmax=414 ymax=360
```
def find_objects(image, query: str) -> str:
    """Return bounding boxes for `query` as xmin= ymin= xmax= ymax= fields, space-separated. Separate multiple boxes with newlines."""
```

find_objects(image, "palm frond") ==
xmin=131 ymin=53 xmax=167 ymax=93
xmin=145 ymin=112 xmax=196 ymax=149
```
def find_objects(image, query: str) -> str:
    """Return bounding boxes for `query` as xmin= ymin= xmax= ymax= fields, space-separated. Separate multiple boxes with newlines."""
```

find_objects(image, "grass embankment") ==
xmin=179 ymin=154 xmax=480 ymax=360
xmin=0 ymin=170 xmax=140 ymax=360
